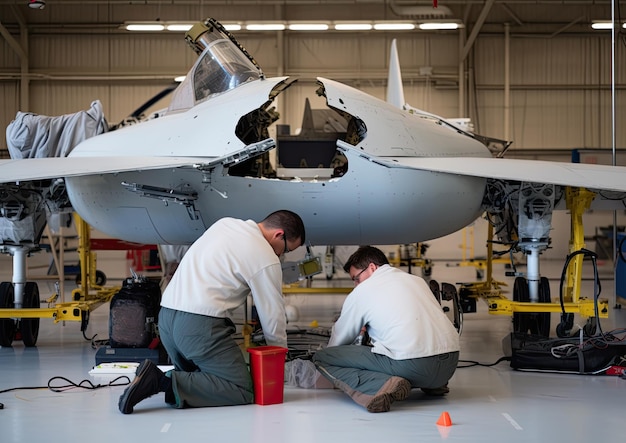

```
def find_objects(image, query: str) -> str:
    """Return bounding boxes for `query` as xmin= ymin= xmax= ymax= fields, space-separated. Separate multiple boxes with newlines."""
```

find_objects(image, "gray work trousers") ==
xmin=313 ymin=345 xmax=459 ymax=395
xmin=158 ymin=307 xmax=253 ymax=408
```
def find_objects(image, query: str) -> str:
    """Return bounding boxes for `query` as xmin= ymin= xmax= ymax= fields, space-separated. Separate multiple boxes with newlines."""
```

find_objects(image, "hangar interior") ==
xmin=1 ymin=1 xmax=626 ymax=441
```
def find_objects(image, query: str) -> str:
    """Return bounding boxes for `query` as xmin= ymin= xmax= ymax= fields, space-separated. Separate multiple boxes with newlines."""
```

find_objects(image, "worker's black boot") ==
xmin=118 ymin=359 xmax=170 ymax=414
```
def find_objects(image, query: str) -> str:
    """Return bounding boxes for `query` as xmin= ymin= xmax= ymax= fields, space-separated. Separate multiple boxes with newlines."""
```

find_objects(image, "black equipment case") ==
xmin=109 ymin=276 xmax=162 ymax=348
xmin=509 ymin=332 xmax=626 ymax=374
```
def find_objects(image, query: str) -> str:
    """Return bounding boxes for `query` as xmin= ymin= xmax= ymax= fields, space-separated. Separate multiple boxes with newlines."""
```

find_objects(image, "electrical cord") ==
xmin=557 ymin=248 xmax=603 ymax=338
xmin=82 ymin=330 xmax=98 ymax=342
xmin=457 ymin=356 xmax=511 ymax=368
xmin=47 ymin=375 xmax=130 ymax=392
xmin=0 ymin=375 xmax=130 ymax=409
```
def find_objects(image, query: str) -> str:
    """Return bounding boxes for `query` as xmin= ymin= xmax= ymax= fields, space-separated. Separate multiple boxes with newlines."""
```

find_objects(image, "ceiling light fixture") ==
xmin=165 ymin=23 xmax=194 ymax=32
xmin=591 ymin=20 xmax=615 ymax=29
xmin=223 ymin=23 xmax=242 ymax=31
xmin=334 ymin=23 xmax=373 ymax=31
xmin=288 ymin=23 xmax=329 ymax=31
xmin=419 ymin=22 xmax=460 ymax=30
xmin=373 ymin=22 xmax=415 ymax=31
xmin=28 ymin=0 xmax=45 ymax=9
xmin=246 ymin=23 xmax=286 ymax=31
xmin=122 ymin=20 xmax=464 ymax=33
xmin=125 ymin=22 xmax=165 ymax=32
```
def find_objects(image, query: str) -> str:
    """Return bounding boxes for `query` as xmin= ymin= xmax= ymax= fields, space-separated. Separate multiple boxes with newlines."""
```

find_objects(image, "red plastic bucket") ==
xmin=247 ymin=346 xmax=288 ymax=405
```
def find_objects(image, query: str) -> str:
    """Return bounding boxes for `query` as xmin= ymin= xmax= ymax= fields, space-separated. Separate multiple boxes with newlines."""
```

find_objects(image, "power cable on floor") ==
xmin=0 ymin=375 xmax=130 ymax=409
xmin=457 ymin=356 xmax=511 ymax=368
xmin=47 ymin=375 xmax=130 ymax=392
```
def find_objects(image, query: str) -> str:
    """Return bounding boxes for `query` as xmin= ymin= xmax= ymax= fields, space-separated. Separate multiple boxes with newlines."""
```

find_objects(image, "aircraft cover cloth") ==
xmin=6 ymin=100 xmax=108 ymax=159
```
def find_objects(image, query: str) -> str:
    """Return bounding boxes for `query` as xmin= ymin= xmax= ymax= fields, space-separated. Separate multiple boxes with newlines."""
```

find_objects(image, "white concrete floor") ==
xmin=1 ymin=250 xmax=625 ymax=442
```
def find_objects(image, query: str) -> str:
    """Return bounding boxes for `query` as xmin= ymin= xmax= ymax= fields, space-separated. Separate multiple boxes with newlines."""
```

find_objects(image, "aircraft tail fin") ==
xmin=386 ymin=39 xmax=406 ymax=110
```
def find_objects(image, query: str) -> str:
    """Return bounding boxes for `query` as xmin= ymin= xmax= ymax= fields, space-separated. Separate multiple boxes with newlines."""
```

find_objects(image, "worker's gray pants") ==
xmin=158 ymin=307 xmax=253 ymax=408
xmin=313 ymin=345 xmax=459 ymax=395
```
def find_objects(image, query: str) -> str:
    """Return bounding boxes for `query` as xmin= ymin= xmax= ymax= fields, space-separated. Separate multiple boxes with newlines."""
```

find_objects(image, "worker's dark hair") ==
xmin=261 ymin=210 xmax=306 ymax=246
xmin=343 ymin=246 xmax=389 ymax=273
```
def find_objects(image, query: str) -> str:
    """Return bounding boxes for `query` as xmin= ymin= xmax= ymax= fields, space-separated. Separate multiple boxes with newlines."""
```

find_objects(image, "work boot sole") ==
xmin=389 ymin=377 xmax=411 ymax=401
xmin=366 ymin=393 xmax=392 ymax=413
xmin=118 ymin=359 xmax=160 ymax=414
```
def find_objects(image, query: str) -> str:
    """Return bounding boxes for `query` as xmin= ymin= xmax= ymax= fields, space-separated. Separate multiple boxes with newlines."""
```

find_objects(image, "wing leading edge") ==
xmin=0 ymin=156 xmax=209 ymax=184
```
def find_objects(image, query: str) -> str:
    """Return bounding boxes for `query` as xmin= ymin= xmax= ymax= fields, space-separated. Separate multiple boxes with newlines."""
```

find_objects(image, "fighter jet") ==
xmin=1 ymin=18 xmax=625 ymax=346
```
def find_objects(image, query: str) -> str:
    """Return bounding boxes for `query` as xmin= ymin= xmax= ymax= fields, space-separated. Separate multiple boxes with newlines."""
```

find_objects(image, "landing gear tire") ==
xmin=19 ymin=282 xmax=40 ymax=347
xmin=422 ymin=260 xmax=433 ymax=278
xmin=512 ymin=277 xmax=529 ymax=334
xmin=0 ymin=282 xmax=16 ymax=347
xmin=583 ymin=317 xmax=597 ymax=337
xmin=512 ymin=276 xmax=551 ymax=337
xmin=537 ymin=277 xmax=551 ymax=337
xmin=75 ymin=270 xmax=107 ymax=287
xmin=556 ymin=312 xmax=574 ymax=338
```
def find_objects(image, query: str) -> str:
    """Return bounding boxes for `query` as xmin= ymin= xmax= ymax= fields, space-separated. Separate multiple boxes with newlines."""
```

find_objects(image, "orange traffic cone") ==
xmin=436 ymin=411 xmax=452 ymax=427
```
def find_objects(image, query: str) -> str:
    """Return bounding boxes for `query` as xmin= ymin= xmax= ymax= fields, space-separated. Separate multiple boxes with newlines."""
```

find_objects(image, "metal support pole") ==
xmin=526 ymin=247 xmax=540 ymax=303
xmin=11 ymin=246 xmax=27 ymax=308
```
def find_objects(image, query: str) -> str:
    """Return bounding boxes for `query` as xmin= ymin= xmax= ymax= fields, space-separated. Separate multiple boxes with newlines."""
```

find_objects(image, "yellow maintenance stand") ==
xmin=460 ymin=187 xmax=608 ymax=336
xmin=388 ymin=243 xmax=433 ymax=276
xmin=0 ymin=214 xmax=120 ymax=347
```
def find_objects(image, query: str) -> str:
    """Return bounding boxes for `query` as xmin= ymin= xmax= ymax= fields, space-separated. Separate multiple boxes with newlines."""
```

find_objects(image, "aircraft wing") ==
xmin=0 ymin=156 xmax=208 ymax=184
xmin=0 ymin=137 xmax=277 ymax=184
xmin=378 ymin=155 xmax=626 ymax=193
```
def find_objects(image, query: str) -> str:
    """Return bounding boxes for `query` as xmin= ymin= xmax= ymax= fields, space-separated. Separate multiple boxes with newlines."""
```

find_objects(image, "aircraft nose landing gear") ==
xmin=0 ymin=246 xmax=42 ymax=347
xmin=512 ymin=275 xmax=551 ymax=337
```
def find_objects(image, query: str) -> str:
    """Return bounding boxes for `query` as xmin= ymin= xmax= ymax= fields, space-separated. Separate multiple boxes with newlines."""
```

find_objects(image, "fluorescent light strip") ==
xmin=166 ymin=24 xmax=194 ymax=32
xmin=591 ymin=21 xmax=614 ymax=29
xmin=126 ymin=23 xmax=165 ymax=31
xmin=373 ymin=23 xmax=415 ymax=30
xmin=246 ymin=23 xmax=285 ymax=31
xmin=288 ymin=23 xmax=329 ymax=31
xmin=419 ymin=22 xmax=460 ymax=30
xmin=334 ymin=23 xmax=373 ymax=31
xmin=123 ymin=20 xmax=466 ymax=33
xmin=223 ymin=24 xmax=242 ymax=31
xmin=590 ymin=21 xmax=626 ymax=29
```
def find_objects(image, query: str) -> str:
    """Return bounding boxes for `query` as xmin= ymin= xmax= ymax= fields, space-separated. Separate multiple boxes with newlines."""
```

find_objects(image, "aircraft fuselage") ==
xmin=65 ymin=74 xmax=491 ymax=246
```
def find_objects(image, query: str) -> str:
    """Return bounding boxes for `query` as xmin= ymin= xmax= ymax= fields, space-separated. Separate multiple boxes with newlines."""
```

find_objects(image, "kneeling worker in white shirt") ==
xmin=313 ymin=246 xmax=460 ymax=413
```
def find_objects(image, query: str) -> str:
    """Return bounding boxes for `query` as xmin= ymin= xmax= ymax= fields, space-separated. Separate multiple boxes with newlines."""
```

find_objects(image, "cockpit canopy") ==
xmin=168 ymin=29 xmax=261 ymax=112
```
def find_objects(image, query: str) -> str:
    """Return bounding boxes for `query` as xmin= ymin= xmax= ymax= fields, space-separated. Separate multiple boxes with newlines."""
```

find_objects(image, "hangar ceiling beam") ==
xmin=0 ymin=20 xmax=25 ymax=60
xmin=0 ymin=5 xmax=29 ymax=110
xmin=460 ymin=0 xmax=494 ymax=63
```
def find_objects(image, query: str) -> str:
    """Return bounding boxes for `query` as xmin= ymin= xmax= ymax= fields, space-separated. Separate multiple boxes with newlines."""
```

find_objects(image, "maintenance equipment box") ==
xmin=95 ymin=346 xmax=160 ymax=365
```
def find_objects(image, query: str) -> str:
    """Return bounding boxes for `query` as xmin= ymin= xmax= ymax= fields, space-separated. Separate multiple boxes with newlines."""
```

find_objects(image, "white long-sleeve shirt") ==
xmin=328 ymin=264 xmax=459 ymax=360
xmin=161 ymin=217 xmax=287 ymax=347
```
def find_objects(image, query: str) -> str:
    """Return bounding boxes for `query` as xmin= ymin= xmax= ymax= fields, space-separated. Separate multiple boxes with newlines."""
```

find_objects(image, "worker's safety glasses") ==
xmin=283 ymin=235 xmax=291 ymax=254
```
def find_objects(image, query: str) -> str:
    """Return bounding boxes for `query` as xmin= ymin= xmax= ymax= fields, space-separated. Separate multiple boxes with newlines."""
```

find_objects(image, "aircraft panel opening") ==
xmin=229 ymin=95 xmax=370 ymax=182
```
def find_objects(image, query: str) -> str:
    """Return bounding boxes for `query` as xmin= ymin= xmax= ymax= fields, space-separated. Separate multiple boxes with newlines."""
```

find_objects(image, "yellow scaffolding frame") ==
xmin=0 ymin=214 xmax=119 ymax=324
xmin=461 ymin=187 xmax=609 ymax=319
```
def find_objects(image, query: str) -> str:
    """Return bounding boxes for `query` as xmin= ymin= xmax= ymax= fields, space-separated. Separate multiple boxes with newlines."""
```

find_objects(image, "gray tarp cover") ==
xmin=2 ymin=101 xmax=108 ymax=244
xmin=5 ymin=100 xmax=108 ymax=159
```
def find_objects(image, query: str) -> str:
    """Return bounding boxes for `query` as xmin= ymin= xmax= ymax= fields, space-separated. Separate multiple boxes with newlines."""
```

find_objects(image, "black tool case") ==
xmin=109 ymin=275 xmax=162 ymax=348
